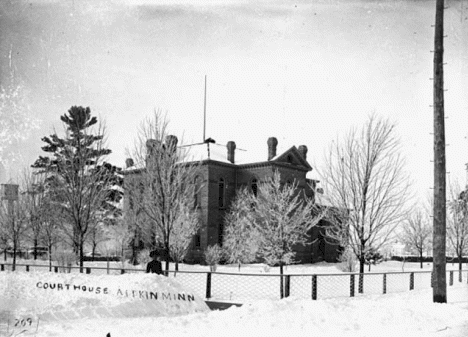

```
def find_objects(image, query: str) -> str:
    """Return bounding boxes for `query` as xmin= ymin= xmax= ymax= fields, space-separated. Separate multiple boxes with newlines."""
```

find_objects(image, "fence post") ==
xmin=350 ymin=274 xmax=355 ymax=297
xmin=86 ymin=267 xmax=91 ymax=274
xmin=26 ymin=265 xmax=29 ymax=272
xmin=206 ymin=272 xmax=212 ymax=299
xmin=409 ymin=272 xmax=414 ymax=290
xmin=358 ymin=273 xmax=364 ymax=293
xmin=383 ymin=274 xmax=387 ymax=294
xmin=284 ymin=275 xmax=291 ymax=298
xmin=449 ymin=271 xmax=453 ymax=286
xmin=311 ymin=275 xmax=317 ymax=300
xmin=54 ymin=266 xmax=58 ymax=273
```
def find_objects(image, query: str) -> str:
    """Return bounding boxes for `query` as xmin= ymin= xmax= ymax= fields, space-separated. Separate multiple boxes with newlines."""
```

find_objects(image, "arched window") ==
xmin=218 ymin=178 xmax=225 ymax=208
xmin=251 ymin=178 xmax=258 ymax=197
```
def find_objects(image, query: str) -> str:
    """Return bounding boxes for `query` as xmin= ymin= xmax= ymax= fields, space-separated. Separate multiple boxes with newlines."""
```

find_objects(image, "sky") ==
xmin=0 ymin=0 xmax=467 ymax=205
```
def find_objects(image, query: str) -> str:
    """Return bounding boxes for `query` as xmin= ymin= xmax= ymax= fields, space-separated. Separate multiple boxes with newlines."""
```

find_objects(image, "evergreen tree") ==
xmin=32 ymin=106 xmax=119 ymax=269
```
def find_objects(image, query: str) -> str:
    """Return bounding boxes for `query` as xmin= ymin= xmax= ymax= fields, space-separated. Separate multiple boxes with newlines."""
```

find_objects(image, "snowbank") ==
xmin=1 ymin=270 xmax=467 ymax=337
xmin=0 ymin=271 xmax=209 ymax=325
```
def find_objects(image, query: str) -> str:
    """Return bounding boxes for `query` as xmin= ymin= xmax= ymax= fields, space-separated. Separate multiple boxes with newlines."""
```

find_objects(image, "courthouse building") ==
xmin=123 ymin=136 xmax=340 ymax=264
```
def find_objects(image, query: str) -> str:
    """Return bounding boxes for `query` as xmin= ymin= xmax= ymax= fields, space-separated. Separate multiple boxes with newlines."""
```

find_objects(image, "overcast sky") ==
xmin=0 ymin=0 xmax=467 ymax=203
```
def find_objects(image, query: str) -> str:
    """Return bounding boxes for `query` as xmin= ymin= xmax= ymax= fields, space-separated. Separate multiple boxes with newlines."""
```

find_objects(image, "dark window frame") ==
xmin=218 ymin=177 xmax=225 ymax=208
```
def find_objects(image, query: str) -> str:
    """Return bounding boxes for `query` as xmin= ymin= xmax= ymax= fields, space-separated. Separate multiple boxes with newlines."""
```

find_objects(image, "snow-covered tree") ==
xmin=225 ymin=171 xmax=323 ymax=298
xmin=204 ymin=244 xmax=224 ymax=272
xmin=223 ymin=188 xmax=261 ymax=271
xmin=126 ymin=110 xmax=202 ymax=273
xmin=169 ymin=202 xmax=200 ymax=272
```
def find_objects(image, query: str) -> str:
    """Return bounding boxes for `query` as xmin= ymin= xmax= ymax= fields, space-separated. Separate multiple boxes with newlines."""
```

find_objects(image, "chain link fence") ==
xmin=1 ymin=262 xmax=467 ymax=302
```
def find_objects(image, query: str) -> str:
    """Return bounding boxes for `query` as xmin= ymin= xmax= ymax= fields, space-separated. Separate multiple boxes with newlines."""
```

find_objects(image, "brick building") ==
xmin=123 ymin=136 xmax=340 ymax=264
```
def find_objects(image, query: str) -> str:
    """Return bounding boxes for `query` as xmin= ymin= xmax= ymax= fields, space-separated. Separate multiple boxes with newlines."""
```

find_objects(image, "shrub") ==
xmin=137 ymin=249 xmax=152 ymax=267
xmin=204 ymin=244 xmax=224 ymax=272
xmin=337 ymin=246 xmax=357 ymax=272
xmin=52 ymin=249 xmax=76 ymax=273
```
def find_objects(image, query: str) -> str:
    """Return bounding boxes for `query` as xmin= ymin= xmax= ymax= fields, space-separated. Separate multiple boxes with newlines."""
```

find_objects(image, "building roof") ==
xmin=123 ymin=139 xmax=313 ymax=173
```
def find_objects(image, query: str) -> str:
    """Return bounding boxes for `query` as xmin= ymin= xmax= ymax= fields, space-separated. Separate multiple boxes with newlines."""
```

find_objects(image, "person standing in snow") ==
xmin=146 ymin=250 xmax=163 ymax=275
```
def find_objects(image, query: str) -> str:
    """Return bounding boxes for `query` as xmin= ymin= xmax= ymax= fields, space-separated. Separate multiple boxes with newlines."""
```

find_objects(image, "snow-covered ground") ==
xmin=2 ymin=258 xmax=467 ymax=302
xmin=0 ymin=260 xmax=467 ymax=337
xmin=0 ymin=270 xmax=467 ymax=337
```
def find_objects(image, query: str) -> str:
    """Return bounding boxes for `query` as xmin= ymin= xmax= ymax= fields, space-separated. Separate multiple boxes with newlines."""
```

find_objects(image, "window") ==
xmin=194 ymin=232 xmax=201 ymax=248
xmin=218 ymin=178 xmax=225 ymax=208
xmin=251 ymin=178 xmax=258 ymax=197
xmin=193 ymin=176 xmax=200 ymax=208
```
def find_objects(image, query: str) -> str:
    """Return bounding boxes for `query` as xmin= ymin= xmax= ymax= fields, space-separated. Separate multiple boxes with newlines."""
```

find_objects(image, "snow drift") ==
xmin=0 ymin=271 xmax=209 ymax=323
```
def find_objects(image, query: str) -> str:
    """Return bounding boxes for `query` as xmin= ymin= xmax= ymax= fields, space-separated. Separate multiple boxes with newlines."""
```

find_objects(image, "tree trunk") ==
xmin=79 ymin=235 xmax=84 ymax=272
xmin=432 ymin=0 xmax=447 ymax=304
xmin=279 ymin=264 xmax=284 ymax=299
xmin=12 ymin=241 xmax=17 ymax=272
xmin=33 ymin=238 xmax=38 ymax=260
xmin=458 ymin=253 xmax=463 ymax=282
xmin=420 ymin=251 xmax=423 ymax=269
xmin=48 ymin=242 xmax=53 ymax=272
xmin=359 ymin=254 xmax=365 ymax=274
xmin=164 ymin=245 xmax=170 ymax=276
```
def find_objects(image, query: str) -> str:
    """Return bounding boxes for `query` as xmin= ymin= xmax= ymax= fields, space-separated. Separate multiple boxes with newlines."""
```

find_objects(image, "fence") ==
xmin=1 ymin=263 xmax=467 ymax=302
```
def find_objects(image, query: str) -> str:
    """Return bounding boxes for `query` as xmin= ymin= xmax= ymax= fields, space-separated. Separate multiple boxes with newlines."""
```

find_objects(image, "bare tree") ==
xmin=318 ymin=114 xmax=411 ymax=275
xmin=447 ymin=182 xmax=468 ymax=279
xmin=39 ymin=192 xmax=65 ymax=271
xmin=85 ymin=222 xmax=108 ymax=258
xmin=22 ymin=171 xmax=48 ymax=260
xmin=399 ymin=210 xmax=432 ymax=269
xmin=126 ymin=110 xmax=202 ymax=273
xmin=0 ymin=192 xmax=29 ymax=271
xmin=103 ymin=217 xmax=129 ymax=261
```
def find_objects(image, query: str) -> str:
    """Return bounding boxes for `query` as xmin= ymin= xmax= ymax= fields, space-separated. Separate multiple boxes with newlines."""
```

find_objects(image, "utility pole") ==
xmin=432 ymin=0 xmax=447 ymax=304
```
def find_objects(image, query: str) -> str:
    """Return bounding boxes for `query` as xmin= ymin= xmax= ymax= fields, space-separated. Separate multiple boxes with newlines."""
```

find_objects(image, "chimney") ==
xmin=267 ymin=137 xmax=278 ymax=161
xmin=165 ymin=135 xmax=178 ymax=153
xmin=226 ymin=141 xmax=236 ymax=164
xmin=125 ymin=158 xmax=134 ymax=168
xmin=298 ymin=145 xmax=308 ymax=161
